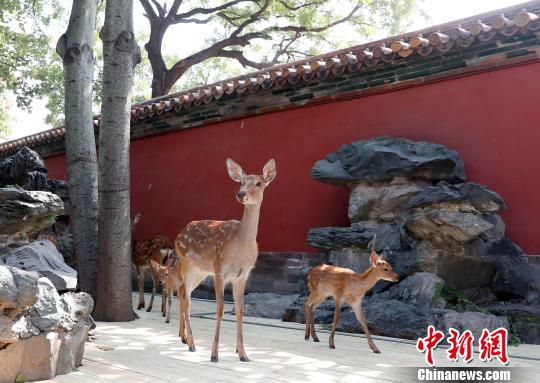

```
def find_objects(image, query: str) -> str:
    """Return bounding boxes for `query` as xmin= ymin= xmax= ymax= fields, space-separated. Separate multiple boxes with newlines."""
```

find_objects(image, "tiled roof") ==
xmin=1 ymin=2 xmax=539 ymax=157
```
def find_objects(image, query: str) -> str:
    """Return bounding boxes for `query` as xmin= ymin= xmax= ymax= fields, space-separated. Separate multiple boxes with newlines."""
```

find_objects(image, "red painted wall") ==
xmin=45 ymin=62 xmax=540 ymax=254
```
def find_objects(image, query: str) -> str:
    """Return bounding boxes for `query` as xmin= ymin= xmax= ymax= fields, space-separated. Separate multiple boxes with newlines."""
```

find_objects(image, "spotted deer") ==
xmin=131 ymin=213 xmax=173 ymax=311
xmin=174 ymin=158 xmax=277 ymax=362
xmin=304 ymin=250 xmax=398 ymax=353
xmin=154 ymin=251 xmax=183 ymax=324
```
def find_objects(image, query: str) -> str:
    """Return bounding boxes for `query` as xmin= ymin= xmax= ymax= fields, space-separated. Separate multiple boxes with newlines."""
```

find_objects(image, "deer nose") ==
xmin=237 ymin=191 xmax=246 ymax=199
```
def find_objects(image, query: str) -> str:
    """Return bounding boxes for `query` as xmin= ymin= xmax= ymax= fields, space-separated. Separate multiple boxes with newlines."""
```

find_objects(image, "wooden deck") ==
xmin=42 ymin=294 xmax=540 ymax=382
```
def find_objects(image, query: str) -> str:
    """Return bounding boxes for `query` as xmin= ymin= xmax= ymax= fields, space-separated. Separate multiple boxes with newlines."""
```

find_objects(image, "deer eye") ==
xmin=256 ymin=181 xmax=261 ymax=187
xmin=384 ymin=268 xmax=388 ymax=272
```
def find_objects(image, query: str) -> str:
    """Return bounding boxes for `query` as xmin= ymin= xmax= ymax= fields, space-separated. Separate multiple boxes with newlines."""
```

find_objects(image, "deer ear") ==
xmin=226 ymin=158 xmax=246 ymax=182
xmin=263 ymin=159 xmax=277 ymax=184
xmin=369 ymin=251 xmax=379 ymax=266
xmin=379 ymin=252 xmax=386 ymax=261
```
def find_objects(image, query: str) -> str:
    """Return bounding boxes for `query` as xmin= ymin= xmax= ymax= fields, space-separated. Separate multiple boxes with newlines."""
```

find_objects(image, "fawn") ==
xmin=304 ymin=250 xmax=398 ymax=353
xmin=131 ymin=213 xmax=173 ymax=311
xmin=154 ymin=250 xmax=183 ymax=324
xmin=174 ymin=158 xmax=276 ymax=362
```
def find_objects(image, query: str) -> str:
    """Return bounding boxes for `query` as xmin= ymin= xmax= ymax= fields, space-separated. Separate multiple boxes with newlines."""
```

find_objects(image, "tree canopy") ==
xmin=0 ymin=0 xmax=422 ymax=135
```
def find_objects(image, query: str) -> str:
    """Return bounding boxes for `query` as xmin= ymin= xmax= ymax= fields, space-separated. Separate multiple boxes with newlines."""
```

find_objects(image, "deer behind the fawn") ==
xmin=131 ymin=213 xmax=173 ymax=311
xmin=174 ymin=158 xmax=277 ymax=362
xmin=304 ymin=250 xmax=398 ymax=353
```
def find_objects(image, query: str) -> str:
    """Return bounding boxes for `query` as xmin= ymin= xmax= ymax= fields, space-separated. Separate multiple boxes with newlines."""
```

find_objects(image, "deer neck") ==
xmin=355 ymin=266 xmax=380 ymax=291
xmin=237 ymin=203 xmax=261 ymax=242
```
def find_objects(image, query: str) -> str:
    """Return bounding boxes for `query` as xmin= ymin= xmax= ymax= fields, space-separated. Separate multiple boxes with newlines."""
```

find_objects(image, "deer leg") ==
xmin=165 ymin=287 xmax=172 ymax=323
xmin=304 ymin=299 xmax=311 ymax=341
xmin=146 ymin=271 xmax=157 ymax=312
xmin=352 ymin=302 xmax=380 ymax=353
xmin=329 ymin=300 xmax=341 ymax=349
xmin=211 ymin=274 xmax=225 ymax=362
xmin=136 ymin=266 xmax=145 ymax=310
xmin=183 ymin=285 xmax=196 ymax=352
xmin=306 ymin=295 xmax=324 ymax=342
xmin=233 ymin=278 xmax=249 ymax=362
xmin=161 ymin=287 xmax=166 ymax=317
xmin=178 ymin=285 xmax=187 ymax=342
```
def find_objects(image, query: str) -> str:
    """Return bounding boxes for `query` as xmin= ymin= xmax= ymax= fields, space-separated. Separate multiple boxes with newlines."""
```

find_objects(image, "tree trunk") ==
xmin=56 ymin=0 xmax=99 ymax=301
xmin=94 ymin=0 xmax=141 ymax=321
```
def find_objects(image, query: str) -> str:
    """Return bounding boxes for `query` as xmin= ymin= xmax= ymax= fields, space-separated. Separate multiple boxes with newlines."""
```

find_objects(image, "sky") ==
xmin=2 ymin=0 xmax=528 ymax=142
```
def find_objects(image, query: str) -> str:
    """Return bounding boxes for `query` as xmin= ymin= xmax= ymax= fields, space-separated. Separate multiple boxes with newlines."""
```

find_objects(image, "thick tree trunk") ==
xmin=94 ymin=0 xmax=141 ymax=321
xmin=56 ymin=0 xmax=99 ymax=301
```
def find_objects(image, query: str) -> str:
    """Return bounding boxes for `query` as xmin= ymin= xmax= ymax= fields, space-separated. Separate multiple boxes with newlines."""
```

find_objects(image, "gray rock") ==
xmin=442 ymin=311 xmax=509 ymax=340
xmin=0 ymin=266 xmax=39 ymax=312
xmin=404 ymin=181 xmax=506 ymax=212
xmin=485 ymin=303 xmax=540 ymax=344
xmin=242 ymin=293 xmax=298 ymax=319
xmin=0 ymin=186 xmax=64 ymax=237
xmin=348 ymin=178 xmax=429 ymax=222
xmin=405 ymin=207 xmax=493 ymax=244
xmin=388 ymin=272 xmax=446 ymax=308
xmin=311 ymin=136 xmax=466 ymax=185
xmin=487 ymin=239 xmax=535 ymax=300
xmin=311 ymin=222 xmax=403 ymax=253
xmin=0 ymin=146 xmax=48 ymax=190
xmin=0 ymin=264 xmax=93 ymax=381
xmin=2 ymin=240 xmax=77 ymax=291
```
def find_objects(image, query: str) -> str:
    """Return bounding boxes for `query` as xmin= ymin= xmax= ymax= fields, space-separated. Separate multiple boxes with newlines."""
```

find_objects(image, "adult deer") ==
xmin=304 ymin=250 xmax=398 ymax=353
xmin=174 ymin=158 xmax=276 ymax=362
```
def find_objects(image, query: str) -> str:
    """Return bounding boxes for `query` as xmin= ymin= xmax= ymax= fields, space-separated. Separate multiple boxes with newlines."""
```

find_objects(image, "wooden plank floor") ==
xmin=41 ymin=294 xmax=540 ymax=383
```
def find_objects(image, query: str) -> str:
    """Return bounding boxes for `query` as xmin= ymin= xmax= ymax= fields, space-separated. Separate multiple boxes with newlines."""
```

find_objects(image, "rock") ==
xmin=388 ymin=272 xmax=446 ymax=308
xmin=282 ymin=294 xmax=337 ymax=324
xmin=486 ymin=304 xmax=540 ymax=344
xmin=348 ymin=178 xmax=429 ymax=222
xmin=338 ymin=299 xmax=449 ymax=339
xmin=461 ymin=287 xmax=497 ymax=306
xmin=436 ymin=252 xmax=497 ymax=289
xmin=0 ymin=266 xmax=39 ymax=312
xmin=37 ymin=219 xmax=76 ymax=270
xmin=405 ymin=206 xmax=493 ymax=244
xmin=307 ymin=226 xmax=375 ymax=250
xmin=404 ymin=181 xmax=506 ymax=212
xmin=0 ymin=186 xmax=64 ymax=237
xmin=241 ymin=293 xmax=299 ymax=319
xmin=2 ymin=240 xmax=77 ymax=291
xmin=0 ymin=265 xmax=93 ymax=381
xmin=442 ymin=311 xmax=509 ymax=340
xmin=311 ymin=222 xmax=403 ymax=252
xmin=0 ymin=147 xmax=48 ymax=190
xmin=311 ymin=136 xmax=466 ymax=185
xmin=487 ymin=239 xmax=535 ymax=300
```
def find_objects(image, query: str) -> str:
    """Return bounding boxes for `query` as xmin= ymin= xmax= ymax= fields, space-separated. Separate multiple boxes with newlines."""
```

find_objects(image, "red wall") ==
xmin=45 ymin=62 xmax=540 ymax=254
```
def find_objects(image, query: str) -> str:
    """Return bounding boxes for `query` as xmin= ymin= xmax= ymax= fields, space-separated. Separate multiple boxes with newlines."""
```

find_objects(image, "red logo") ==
xmin=479 ymin=328 xmax=509 ymax=365
xmin=416 ymin=325 xmax=445 ymax=367
xmin=447 ymin=328 xmax=474 ymax=363
xmin=416 ymin=327 xmax=509 ymax=366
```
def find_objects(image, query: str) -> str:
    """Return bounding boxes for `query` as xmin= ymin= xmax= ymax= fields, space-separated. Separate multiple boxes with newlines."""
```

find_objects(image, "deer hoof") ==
xmin=146 ymin=307 xmax=152 ymax=312
xmin=165 ymin=320 xmax=169 ymax=323
xmin=330 ymin=345 xmax=335 ymax=349
xmin=372 ymin=348 xmax=381 ymax=354
xmin=239 ymin=355 xmax=250 ymax=362
xmin=313 ymin=337 xmax=320 ymax=343
xmin=305 ymin=335 xmax=309 ymax=340
xmin=181 ymin=337 xmax=187 ymax=344
xmin=210 ymin=356 xmax=218 ymax=363
xmin=188 ymin=345 xmax=196 ymax=352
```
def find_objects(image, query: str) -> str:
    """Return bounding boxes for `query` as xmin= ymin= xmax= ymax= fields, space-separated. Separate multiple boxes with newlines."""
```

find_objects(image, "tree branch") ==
xmin=216 ymin=49 xmax=269 ymax=69
xmin=169 ymin=0 xmax=255 ymax=24
xmin=273 ymin=2 xmax=362 ymax=34
xmin=278 ymin=0 xmax=325 ymax=11
xmin=139 ymin=0 xmax=157 ymax=20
